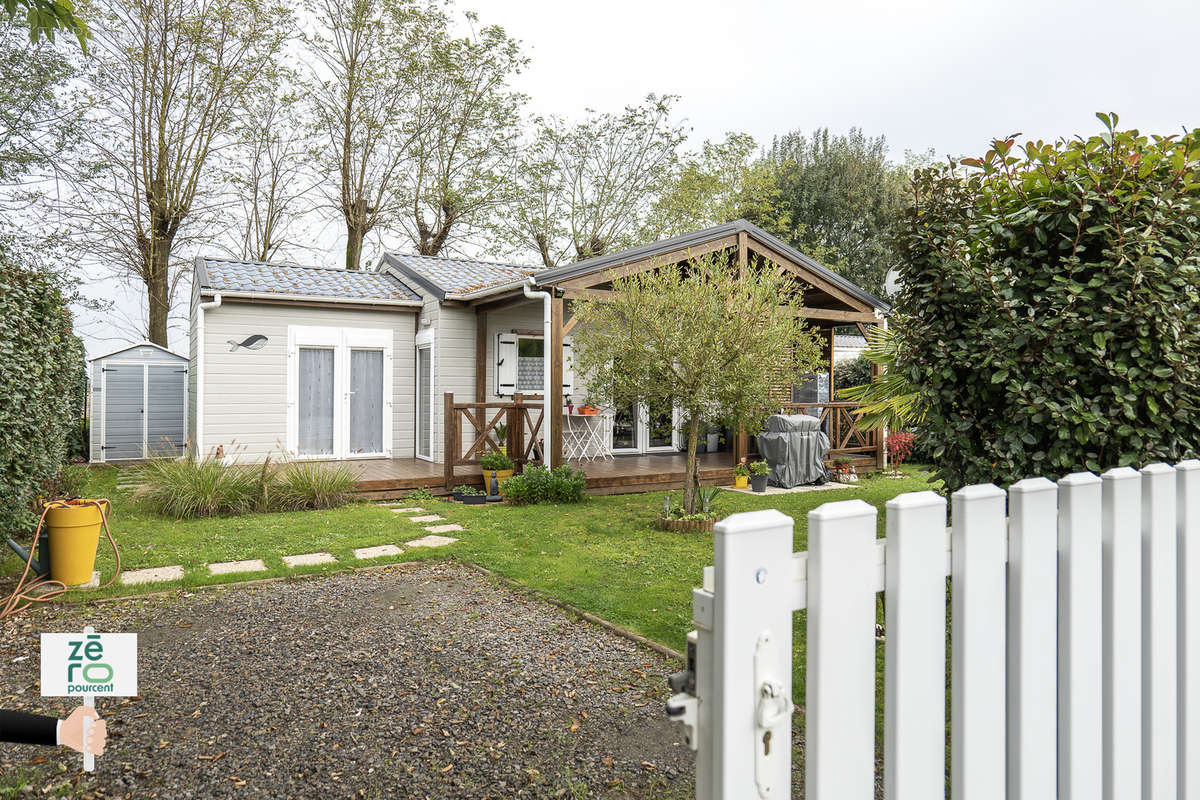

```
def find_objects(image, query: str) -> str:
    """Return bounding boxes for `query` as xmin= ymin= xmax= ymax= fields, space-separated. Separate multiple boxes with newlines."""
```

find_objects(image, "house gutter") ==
xmin=195 ymin=292 xmax=222 ymax=458
xmin=197 ymin=289 xmax=421 ymax=309
xmin=523 ymin=278 xmax=553 ymax=402
xmin=448 ymin=278 xmax=532 ymax=302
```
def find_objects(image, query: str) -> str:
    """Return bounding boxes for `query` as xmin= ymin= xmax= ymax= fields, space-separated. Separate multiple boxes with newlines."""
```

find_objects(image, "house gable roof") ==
xmin=196 ymin=257 xmax=421 ymax=304
xmin=87 ymin=341 xmax=186 ymax=362
xmin=380 ymin=253 xmax=535 ymax=300
xmin=531 ymin=219 xmax=891 ymax=313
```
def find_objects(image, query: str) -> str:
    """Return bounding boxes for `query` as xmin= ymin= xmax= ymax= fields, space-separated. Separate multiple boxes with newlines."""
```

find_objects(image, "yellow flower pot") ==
xmin=481 ymin=469 xmax=514 ymax=493
xmin=733 ymin=475 xmax=749 ymax=489
xmin=44 ymin=499 xmax=109 ymax=586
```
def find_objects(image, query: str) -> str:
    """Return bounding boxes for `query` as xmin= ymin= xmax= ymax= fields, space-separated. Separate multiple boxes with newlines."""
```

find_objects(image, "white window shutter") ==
xmin=562 ymin=341 xmax=575 ymax=397
xmin=496 ymin=333 xmax=517 ymax=396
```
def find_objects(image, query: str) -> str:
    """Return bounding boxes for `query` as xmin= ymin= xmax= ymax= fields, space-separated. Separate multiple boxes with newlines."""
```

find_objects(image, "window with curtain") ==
xmin=349 ymin=349 xmax=384 ymax=453
xmin=298 ymin=347 xmax=335 ymax=455
xmin=417 ymin=346 xmax=432 ymax=458
xmin=516 ymin=336 xmax=544 ymax=392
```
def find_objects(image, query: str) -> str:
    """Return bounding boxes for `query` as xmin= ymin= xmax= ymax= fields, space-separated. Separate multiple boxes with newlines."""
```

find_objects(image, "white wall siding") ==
xmin=187 ymin=286 xmax=198 ymax=449
xmin=200 ymin=302 xmax=416 ymax=462
xmin=433 ymin=304 xmax=477 ymax=463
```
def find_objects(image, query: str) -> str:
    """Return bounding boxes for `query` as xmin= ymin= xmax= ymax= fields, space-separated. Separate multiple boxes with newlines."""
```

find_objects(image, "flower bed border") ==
xmin=656 ymin=516 xmax=716 ymax=533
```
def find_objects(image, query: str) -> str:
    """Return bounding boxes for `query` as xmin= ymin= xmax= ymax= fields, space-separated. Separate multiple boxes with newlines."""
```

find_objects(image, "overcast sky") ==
xmin=75 ymin=0 xmax=1200 ymax=356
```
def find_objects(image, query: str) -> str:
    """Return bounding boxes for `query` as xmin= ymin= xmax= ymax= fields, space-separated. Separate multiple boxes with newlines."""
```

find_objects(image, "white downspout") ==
xmin=195 ymin=292 xmax=222 ymax=458
xmin=523 ymin=278 xmax=553 ymax=405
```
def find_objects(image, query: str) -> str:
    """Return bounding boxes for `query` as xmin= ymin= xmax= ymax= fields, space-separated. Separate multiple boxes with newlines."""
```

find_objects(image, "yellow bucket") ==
xmin=44 ymin=499 xmax=109 ymax=586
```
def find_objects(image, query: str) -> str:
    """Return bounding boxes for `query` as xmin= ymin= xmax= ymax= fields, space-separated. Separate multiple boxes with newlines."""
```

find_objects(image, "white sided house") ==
xmin=188 ymin=220 xmax=890 ymax=494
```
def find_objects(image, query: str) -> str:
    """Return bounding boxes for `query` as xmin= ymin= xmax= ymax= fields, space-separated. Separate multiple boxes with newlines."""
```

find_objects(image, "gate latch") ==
xmin=665 ymin=636 xmax=699 ymax=751
xmin=754 ymin=631 xmax=793 ymax=798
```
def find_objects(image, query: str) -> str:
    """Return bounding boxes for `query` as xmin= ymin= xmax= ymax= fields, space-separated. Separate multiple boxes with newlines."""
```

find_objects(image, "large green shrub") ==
xmin=833 ymin=354 xmax=872 ymax=393
xmin=893 ymin=114 xmax=1200 ymax=488
xmin=0 ymin=238 xmax=87 ymax=536
xmin=500 ymin=465 xmax=587 ymax=505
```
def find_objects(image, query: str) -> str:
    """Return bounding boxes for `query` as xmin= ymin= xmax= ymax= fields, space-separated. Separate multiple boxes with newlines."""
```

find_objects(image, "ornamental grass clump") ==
xmin=273 ymin=461 xmax=357 ymax=510
xmin=892 ymin=113 xmax=1200 ymax=487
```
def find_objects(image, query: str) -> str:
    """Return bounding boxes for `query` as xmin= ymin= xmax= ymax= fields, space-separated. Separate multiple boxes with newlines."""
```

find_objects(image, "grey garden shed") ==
xmin=89 ymin=342 xmax=188 ymax=462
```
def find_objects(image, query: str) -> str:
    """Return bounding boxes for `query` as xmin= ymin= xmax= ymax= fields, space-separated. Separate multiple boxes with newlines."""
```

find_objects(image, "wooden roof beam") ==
xmin=745 ymin=238 xmax=873 ymax=313
xmin=554 ymin=234 xmax=739 ymax=290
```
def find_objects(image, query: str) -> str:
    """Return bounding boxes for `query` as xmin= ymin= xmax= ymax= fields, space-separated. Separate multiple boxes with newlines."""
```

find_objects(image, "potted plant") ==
xmin=479 ymin=450 xmax=514 ymax=487
xmin=733 ymin=462 xmax=750 ymax=489
xmin=749 ymin=460 xmax=770 ymax=493
xmin=452 ymin=484 xmax=474 ymax=502
xmin=493 ymin=423 xmax=508 ymax=456
xmin=460 ymin=486 xmax=486 ymax=505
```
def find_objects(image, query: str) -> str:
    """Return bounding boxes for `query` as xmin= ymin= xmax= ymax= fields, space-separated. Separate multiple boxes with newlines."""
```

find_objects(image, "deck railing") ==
xmin=778 ymin=401 xmax=884 ymax=468
xmin=443 ymin=393 xmax=544 ymax=486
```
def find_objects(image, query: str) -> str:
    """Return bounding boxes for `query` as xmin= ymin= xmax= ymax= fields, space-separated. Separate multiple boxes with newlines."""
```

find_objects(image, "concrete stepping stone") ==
xmin=353 ymin=544 xmax=403 ymax=560
xmin=388 ymin=507 xmax=426 ymax=514
xmin=407 ymin=514 xmax=444 ymax=523
xmin=121 ymin=565 xmax=184 ymax=585
xmin=424 ymin=524 xmax=464 ymax=534
xmin=208 ymin=559 xmax=267 ymax=576
xmin=282 ymin=552 xmax=337 ymax=568
xmin=406 ymin=535 xmax=458 ymax=548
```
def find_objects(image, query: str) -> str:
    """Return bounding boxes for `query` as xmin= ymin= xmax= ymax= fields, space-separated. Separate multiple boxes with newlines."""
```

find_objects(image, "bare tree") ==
xmin=500 ymin=95 xmax=687 ymax=269
xmin=65 ymin=0 xmax=292 ymax=345
xmin=399 ymin=12 xmax=525 ymax=256
xmin=225 ymin=87 xmax=315 ymax=262
xmin=305 ymin=0 xmax=435 ymax=270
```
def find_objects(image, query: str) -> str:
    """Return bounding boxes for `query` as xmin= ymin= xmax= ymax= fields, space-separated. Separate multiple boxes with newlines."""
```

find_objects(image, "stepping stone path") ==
xmin=389 ymin=507 xmax=425 ymax=514
xmin=406 ymin=535 xmax=458 ymax=548
xmin=121 ymin=565 xmax=185 ymax=586
xmin=424 ymin=524 xmax=463 ymax=534
xmin=282 ymin=552 xmax=337 ymax=568
xmin=353 ymin=544 xmax=403 ymax=560
xmin=407 ymin=514 xmax=444 ymax=523
xmin=208 ymin=559 xmax=267 ymax=576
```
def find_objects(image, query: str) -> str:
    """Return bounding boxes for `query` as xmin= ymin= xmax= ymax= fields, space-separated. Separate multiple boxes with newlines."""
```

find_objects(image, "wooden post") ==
xmin=475 ymin=310 xmax=488 ymax=403
xmin=508 ymin=393 xmax=524 ymax=467
xmin=737 ymin=230 xmax=748 ymax=279
xmin=826 ymin=326 xmax=836 ymax=401
xmin=443 ymin=392 xmax=456 ymax=488
xmin=549 ymin=295 xmax=565 ymax=468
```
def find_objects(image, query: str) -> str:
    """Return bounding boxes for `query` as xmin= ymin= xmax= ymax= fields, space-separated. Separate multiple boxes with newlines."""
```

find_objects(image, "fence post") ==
xmin=884 ymin=490 xmax=947 ymax=800
xmin=443 ymin=392 xmax=456 ymax=489
xmin=711 ymin=509 xmax=794 ymax=799
xmin=1057 ymin=472 xmax=1103 ymax=800
xmin=1141 ymin=463 xmax=1178 ymax=800
xmin=1007 ymin=477 xmax=1058 ymax=798
xmin=1102 ymin=466 xmax=1142 ymax=800
xmin=1177 ymin=460 xmax=1200 ymax=800
xmin=508 ymin=394 xmax=524 ymax=466
xmin=807 ymin=499 xmax=878 ymax=800
xmin=950 ymin=483 xmax=1007 ymax=800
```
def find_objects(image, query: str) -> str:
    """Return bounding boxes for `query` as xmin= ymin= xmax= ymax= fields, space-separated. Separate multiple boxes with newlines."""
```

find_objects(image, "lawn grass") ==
xmin=1 ymin=463 xmax=939 ymax=715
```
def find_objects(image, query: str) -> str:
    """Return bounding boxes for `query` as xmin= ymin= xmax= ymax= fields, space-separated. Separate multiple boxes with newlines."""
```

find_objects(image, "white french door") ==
xmin=288 ymin=327 xmax=392 ymax=459
xmin=415 ymin=332 xmax=434 ymax=461
xmin=611 ymin=402 xmax=679 ymax=454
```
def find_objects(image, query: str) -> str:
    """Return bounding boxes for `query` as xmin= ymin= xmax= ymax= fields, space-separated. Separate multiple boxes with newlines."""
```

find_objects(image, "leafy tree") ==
xmin=0 ymin=233 xmax=86 ymax=536
xmin=501 ymin=94 xmax=687 ymax=268
xmin=832 ymin=352 xmax=872 ymax=396
xmin=3 ymin=0 xmax=87 ymax=48
xmin=399 ymin=12 xmax=526 ymax=256
xmin=64 ymin=0 xmax=292 ymax=345
xmin=645 ymin=132 xmax=782 ymax=239
xmin=892 ymin=114 xmax=1200 ymax=488
xmin=571 ymin=253 xmax=824 ymax=513
xmin=0 ymin=20 xmax=79 ymax=188
xmin=306 ymin=0 xmax=437 ymax=270
xmin=761 ymin=127 xmax=910 ymax=293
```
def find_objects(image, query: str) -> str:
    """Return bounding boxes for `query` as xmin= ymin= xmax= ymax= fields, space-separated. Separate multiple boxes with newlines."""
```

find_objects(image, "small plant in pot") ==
xmin=733 ymin=461 xmax=750 ymax=489
xmin=749 ymin=460 xmax=770 ymax=492
xmin=479 ymin=451 xmax=514 ymax=486
xmin=452 ymin=484 xmax=475 ymax=502
xmin=493 ymin=423 xmax=508 ymax=456
xmin=459 ymin=486 xmax=486 ymax=505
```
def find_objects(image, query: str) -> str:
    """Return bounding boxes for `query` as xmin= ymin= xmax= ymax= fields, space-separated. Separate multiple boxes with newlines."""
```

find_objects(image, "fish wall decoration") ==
xmin=227 ymin=334 xmax=268 ymax=352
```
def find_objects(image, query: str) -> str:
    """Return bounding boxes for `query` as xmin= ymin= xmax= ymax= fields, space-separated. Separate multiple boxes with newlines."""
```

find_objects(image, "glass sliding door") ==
xmin=349 ymin=349 xmax=384 ymax=454
xmin=612 ymin=402 xmax=638 ymax=452
xmin=416 ymin=344 xmax=432 ymax=460
xmin=297 ymin=347 xmax=335 ymax=455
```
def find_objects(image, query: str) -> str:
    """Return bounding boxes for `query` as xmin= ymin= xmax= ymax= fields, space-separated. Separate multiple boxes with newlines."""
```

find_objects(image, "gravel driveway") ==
xmin=0 ymin=563 xmax=694 ymax=798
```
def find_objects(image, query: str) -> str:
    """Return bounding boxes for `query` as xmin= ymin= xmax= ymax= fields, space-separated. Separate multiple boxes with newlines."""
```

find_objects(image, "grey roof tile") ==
xmin=383 ymin=253 xmax=534 ymax=297
xmin=198 ymin=257 xmax=420 ymax=302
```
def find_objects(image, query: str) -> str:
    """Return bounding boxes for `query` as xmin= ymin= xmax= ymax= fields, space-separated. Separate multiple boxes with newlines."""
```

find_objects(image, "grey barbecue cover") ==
xmin=756 ymin=414 xmax=830 ymax=488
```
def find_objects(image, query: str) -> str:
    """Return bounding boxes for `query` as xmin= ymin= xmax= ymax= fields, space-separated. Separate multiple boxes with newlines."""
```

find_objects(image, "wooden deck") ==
xmin=345 ymin=451 xmax=734 ymax=499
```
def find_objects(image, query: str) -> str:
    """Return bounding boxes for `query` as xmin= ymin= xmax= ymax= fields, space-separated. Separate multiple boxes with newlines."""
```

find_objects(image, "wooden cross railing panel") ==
xmin=443 ymin=393 xmax=544 ymax=486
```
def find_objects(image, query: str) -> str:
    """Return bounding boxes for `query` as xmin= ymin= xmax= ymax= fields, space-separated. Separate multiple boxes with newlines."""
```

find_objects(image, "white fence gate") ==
xmin=667 ymin=462 xmax=1200 ymax=799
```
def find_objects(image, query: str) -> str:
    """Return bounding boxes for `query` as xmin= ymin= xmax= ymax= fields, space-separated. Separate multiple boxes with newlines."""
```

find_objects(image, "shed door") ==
xmin=102 ymin=365 xmax=145 ymax=460
xmin=147 ymin=364 xmax=186 ymax=457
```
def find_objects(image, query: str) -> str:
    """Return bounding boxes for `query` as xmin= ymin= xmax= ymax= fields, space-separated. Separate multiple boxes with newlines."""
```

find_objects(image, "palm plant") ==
xmin=836 ymin=323 xmax=926 ymax=431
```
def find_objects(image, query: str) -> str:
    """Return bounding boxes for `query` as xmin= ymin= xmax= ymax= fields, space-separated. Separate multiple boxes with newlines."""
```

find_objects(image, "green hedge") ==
xmin=500 ymin=465 xmax=587 ymax=505
xmin=0 ymin=240 xmax=87 ymax=535
xmin=893 ymin=114 xmax=1200 ymax=488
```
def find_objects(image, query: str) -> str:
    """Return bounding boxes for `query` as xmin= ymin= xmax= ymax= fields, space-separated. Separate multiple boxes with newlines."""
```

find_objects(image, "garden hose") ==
xmin=1 ymin=499 xmax=122 ymax=620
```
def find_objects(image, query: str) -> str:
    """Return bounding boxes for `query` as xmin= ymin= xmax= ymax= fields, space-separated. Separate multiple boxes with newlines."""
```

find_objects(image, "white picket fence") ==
xmin=667 ymin=461 xmax=1200 ymax=799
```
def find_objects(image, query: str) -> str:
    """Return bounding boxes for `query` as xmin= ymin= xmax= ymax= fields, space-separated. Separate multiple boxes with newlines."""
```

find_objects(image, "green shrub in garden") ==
xmin=479 ymin=451 xmax=514 ymax=471
xmin=0 ymin=239 xmax=87 ymax=536
xmin=500 ymin=465 xmax=587 ymax=505
xmin=833 ymin=355 xmax=872 ymax=393
xmin=892 ymin=113 xmax=1200 ymax=487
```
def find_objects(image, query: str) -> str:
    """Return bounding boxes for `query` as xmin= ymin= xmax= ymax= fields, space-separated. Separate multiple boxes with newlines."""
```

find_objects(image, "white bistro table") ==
xmin=562 ymin=411 xmax=614 ymax=461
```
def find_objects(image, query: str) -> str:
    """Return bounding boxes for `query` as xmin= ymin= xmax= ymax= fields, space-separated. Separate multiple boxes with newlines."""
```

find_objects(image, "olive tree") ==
xmin=570 ymin=253 xmax=824 ymax=513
